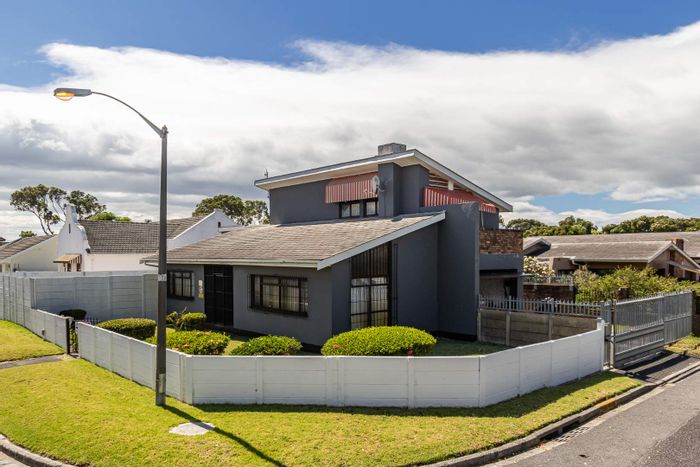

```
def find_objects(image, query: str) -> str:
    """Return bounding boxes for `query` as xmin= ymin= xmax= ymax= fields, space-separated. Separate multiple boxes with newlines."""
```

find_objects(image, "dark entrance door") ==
xmin=204 ymin=265 xmax=233 ymax=326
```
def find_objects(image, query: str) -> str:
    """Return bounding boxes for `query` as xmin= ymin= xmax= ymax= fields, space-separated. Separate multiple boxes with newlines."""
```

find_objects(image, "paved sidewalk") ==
xmin=0 ymin=355 xmax=67 ymax=370
xmin=494 ymin=369 xmax=700 ymax=466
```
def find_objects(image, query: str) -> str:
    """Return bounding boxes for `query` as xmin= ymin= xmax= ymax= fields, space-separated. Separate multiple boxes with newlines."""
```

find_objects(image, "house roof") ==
xmin=537 ymin=241 xmax=676 ymax=262
xmin=527 ymin=231 xmax=700 ymax=258
xmin=0 ymin=235 xmax=54 ymax=261
xmin=150 ymin=212 xmax=446 ymax=269
xmin=80 ymin=216 xmax=205 ymax=254
xmin=254 ymin=149 xmax=512 ymax=212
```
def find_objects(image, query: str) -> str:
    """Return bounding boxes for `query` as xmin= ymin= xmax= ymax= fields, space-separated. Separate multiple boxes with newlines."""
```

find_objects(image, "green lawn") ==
xmin=429 ymin=337 xmax=509 ymax=356
xmin=666 ymin=334 xmax=700 ymax=357
xmin=0 ymin=358 xmax=638 ymax=467
xmin=0 ymin=320 xmax=63 ymax=362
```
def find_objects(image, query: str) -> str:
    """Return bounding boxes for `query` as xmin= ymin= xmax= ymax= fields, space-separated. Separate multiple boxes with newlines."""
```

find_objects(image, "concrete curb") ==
xmin=429 ymin=361 xmax=700 ymax=467
xmin=0 ymin=436 xmax=74 ymax=467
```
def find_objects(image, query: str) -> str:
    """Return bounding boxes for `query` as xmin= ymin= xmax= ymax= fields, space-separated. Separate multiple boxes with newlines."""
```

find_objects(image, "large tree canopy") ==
xmin=10 ymin=184 xmax=106 ymax=235
xmin=512 ymin=216 xmax=598 ymax=237
xmin=192 ymin=194 xmax=269 ymax=226
xmin=602 ymin=215 xmax=700 ymax=234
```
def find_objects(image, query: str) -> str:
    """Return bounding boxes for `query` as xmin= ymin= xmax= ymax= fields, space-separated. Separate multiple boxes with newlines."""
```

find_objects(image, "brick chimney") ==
xmin=672 ymin=238 xmax=685 ymax=251
xmin=378 ymin=143 xmax=407 ymax=156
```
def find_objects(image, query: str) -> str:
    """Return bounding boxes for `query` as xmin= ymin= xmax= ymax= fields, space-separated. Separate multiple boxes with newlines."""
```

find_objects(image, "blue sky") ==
xmin=1 ymin=1 xmax=700 ymax=235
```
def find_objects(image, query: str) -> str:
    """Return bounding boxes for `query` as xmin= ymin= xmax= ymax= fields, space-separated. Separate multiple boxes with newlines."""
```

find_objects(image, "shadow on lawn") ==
xmin=164 ymin=405 xmax=284 ymax=467
xmin=194 ymin=371 xmax=627 ymax=420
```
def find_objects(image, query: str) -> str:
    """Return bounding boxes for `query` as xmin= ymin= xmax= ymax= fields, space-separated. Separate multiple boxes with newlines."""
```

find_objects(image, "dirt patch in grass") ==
xmin=0 ymin=320 xmax=63 ymax=362
xmin=0 ymin=357 xmax=639 ymax=467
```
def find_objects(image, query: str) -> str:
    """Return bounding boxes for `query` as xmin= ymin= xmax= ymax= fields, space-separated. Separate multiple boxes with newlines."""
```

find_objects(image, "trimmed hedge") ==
xmin=59 ymin=309 xmax=87 ymax=320
xmin=229 ymin=336 xmax=302 ymax=356
xmin=147 ymin=330 xmax=229 ymax=355
xmin=321 ymin=326 xmax=436 ymax=356
xmin=166 ymin=312 xmax=180 ymax=326
xmin=178 ymin=312 xmax=207 ymax=330
xmin=97 ymin=318 xmax=156 ymax=340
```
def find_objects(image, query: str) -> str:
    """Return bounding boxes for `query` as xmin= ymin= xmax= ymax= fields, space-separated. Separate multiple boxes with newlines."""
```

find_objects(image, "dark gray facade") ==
xmin=167 ymin=155 xmax=522 ymax=345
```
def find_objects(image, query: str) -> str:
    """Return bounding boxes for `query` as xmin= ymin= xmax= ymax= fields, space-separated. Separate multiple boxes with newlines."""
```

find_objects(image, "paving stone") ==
xmin=169 ymin=421 xmax=215 ymax=436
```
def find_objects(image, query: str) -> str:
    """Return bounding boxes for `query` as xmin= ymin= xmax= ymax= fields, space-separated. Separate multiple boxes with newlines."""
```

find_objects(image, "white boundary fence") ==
xmin=0 ymin=304 xmax=70 ymax=352
xmin=0 ymin=272 xmax=157 ymax=322
xmin=76 ymin=320 xmax=605 ymax=408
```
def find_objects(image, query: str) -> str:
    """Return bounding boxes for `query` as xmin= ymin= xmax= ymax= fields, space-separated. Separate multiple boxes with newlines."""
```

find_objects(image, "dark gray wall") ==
xmin=378 ymin=163 xmax=401 ymax=217
xmin=166 ymin=264 xmax=205 ymax=314
xmin=269 ymin=180 xmax=339 ymax=224
xmin=399 ymin=165 xmax=429 ymax=215
xmin=481 ymin=212 xmax=500 ymax=229
xmin=392 ymin=224 xmax=439 ymax=331
xmin=330 ymin=259 xmax=351 ymax=335
xmin=232 ymin=265 xmax=333 ymax=346
xmin=421 ymin=203 xmax=480 ymax=336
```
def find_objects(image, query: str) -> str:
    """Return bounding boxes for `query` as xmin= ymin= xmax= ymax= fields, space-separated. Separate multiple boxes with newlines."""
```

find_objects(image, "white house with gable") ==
xmin=55 ymin=204 xmax=237 ymax=272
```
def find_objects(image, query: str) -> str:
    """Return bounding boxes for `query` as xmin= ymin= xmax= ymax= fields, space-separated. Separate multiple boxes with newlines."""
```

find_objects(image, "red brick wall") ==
xmin=480 ymin=229 xmax=523 ymax=255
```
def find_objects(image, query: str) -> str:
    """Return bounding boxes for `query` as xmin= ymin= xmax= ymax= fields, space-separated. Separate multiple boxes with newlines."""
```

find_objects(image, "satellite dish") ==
xmin=371 ymin=175 xmax=382 ymax=194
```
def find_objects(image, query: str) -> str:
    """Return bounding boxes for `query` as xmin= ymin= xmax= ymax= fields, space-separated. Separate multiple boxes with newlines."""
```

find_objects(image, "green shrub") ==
xmin=147 ymin=330 xmax=229 ymax=355
xmin=575 ymin=266 xmax=700 ymax=302
xmin=59 ymin=309 xmax=87 ymax=320
xmin=166 ymin=311 xmax=180 ymax=326
xmin=321 ymin=326 xmax=436 ymax=356
xmin=98 ymin=318 xmax=156 ymax=340
xmin=178 ymin=312 xmax=207 ymax=330
xmin=229 ymin=336 xmax=302 ymax=356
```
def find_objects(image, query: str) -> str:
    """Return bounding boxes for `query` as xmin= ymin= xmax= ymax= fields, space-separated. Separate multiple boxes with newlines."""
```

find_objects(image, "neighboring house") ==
xmin=0 ymin=235 xmax=57 ymax=273
xmin=525 ymin=232 xmax=700 ymax=281
xmin=0 ymin=237 xmax=7 ymax=247
xmin=55 ymin=204 xmax=237 ymax=272
xmin=155 ymin=143 xmax=523 ymax=346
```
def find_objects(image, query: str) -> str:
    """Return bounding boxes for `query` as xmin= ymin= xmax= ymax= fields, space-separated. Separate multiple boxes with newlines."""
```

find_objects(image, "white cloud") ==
xmin=2 ymin=23 xmax=700 ymax=237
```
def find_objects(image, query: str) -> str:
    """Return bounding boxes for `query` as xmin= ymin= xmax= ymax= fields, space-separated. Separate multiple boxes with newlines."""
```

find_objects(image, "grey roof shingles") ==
xmin=157 ymin=213 xmax=444 ymax=266
xmin=526 ymin=231 xmax=700 ymax=258
xmin=0 ymin=235 xmax=54 ymax=261
xmin=80 ymin=216 xmax=205 ymax=254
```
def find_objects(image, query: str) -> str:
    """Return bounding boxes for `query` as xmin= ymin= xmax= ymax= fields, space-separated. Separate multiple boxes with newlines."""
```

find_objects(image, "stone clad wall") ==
xmin=480 ymin=229 xmax=523 ymax=255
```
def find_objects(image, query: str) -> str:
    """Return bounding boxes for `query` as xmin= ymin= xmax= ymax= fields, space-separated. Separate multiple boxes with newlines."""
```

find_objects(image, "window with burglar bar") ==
xmin=168 ymin=270 xmax=194 ymax=300
xmin=251 ymin=275 xmax=309 ymax=314
xmin=350 ymin=243 xmax=391 ymax=329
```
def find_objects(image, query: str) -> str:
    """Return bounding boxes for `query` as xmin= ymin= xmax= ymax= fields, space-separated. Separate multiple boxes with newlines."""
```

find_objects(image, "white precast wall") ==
xmin=0 ymin=299 xmax=70 ymax=352
xmin=0 ymin=272 xmax=157 ymax=322
xmin=77 ymin=320 xmax=605 ymax=408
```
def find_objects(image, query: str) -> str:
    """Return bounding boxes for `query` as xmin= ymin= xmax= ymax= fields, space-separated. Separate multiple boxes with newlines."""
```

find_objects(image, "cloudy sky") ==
xmin=1 ymin=1 xmax=700 ymax=238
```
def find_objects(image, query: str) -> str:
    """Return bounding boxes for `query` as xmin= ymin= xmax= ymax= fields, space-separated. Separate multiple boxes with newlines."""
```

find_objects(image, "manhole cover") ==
xmin=169 ymin=421 xmax=215 ymax=436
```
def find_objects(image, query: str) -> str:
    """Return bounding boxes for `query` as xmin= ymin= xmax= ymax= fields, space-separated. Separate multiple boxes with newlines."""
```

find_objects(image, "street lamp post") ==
xmin=54 ymin=88 xmax=169 ymax=406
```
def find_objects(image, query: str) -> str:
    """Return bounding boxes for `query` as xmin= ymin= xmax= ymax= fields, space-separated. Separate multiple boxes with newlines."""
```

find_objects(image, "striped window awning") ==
xmin=423 ymin=187 xmax=498 ymax=213
xmin=325 ymin=172 xmax=378 ymax=204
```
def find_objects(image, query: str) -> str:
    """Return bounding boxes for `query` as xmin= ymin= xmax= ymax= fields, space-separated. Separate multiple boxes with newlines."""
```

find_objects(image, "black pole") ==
xmin=155 ymin=125 xmax=168 ymax=406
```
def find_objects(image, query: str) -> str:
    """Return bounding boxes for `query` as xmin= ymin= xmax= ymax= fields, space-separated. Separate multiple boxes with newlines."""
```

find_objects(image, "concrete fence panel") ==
xmin=75 ymin=321 xmax=606 ymax=408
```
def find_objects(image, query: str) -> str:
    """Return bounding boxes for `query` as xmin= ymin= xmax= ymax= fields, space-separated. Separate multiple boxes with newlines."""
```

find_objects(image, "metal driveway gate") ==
xmin=610 ymin=291 xmax=693 ymax=367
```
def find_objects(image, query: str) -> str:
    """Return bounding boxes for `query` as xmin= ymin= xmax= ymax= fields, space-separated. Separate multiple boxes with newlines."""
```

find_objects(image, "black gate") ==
xmin=204 ymin=265 xmax=234 ymax=326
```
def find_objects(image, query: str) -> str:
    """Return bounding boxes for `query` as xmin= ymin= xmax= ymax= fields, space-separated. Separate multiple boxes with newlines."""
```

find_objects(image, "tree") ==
xmin=603 ymin=215 xmax=700 ymax=234
xmin=10 ymin=185 xmax=106 ymax=234
xmin=87 ymin=212 xmax=131 ymax=222
xmin=506 ymin=218 xmax=547 ymax=232
xmin=517 ymin=216 xmax=598 ymax=237
xmin=19 ymin=231 xmax=36 ymax=238
xmin=193 ymin=194 xmax=269 ymax=226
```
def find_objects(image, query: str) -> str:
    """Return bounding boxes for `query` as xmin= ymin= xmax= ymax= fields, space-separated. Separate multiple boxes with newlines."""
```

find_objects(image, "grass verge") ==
xmin=0 ymin=320 xmax=63 ymax=362
xmin=0 ymin=358 xmax=638 ymax=466
xmin=665 ymin=334 xmax=700 ymax=357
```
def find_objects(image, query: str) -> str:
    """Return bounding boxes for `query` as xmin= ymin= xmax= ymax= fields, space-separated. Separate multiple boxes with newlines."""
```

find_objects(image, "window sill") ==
xmin=250 ymin=306 xmax=308 ymax=318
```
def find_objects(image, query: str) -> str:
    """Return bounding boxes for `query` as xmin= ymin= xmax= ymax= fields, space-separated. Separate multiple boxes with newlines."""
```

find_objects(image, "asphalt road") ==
xmin=495 ymin=369 xmax=700 ymax=467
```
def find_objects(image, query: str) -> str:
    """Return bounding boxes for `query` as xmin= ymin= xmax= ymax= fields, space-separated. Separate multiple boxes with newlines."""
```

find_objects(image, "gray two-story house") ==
xmin=157 ymin=143 xmax=523 ymax=346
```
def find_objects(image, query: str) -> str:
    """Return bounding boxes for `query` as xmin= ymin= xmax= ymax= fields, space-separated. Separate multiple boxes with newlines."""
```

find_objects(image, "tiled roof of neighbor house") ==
xmin=537 ymin=240 xmax=675 ymax=262
xmin=80 ymin=216 xmax=205 ymax=254
xmin=0 ymin=235 xmax=54 ymax=261
xmin=526 ymin=231 xmax=700 ymax=258
xmin=154 ymin=212 xmax=445 ymax=269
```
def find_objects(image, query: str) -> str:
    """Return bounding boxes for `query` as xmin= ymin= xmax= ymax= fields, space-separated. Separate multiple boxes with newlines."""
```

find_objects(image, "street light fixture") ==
xmin=54 ymin=87 xmax=169 ymax=406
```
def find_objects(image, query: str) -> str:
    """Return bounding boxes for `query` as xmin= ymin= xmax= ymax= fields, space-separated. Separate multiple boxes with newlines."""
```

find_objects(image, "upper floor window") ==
xmin=340 ymin=198 xmax=378 ymax=219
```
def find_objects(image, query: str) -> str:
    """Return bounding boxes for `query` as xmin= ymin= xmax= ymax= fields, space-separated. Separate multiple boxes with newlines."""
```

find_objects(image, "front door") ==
xmin=204 ymin=265 xmax=233 ymax=326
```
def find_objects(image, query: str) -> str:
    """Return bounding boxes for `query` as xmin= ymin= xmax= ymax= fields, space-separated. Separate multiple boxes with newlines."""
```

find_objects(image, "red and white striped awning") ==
xmin=423 ymin=187 xmax=498 ymax=213
xmin=325 ymin=172 xmax=378 ymax=204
